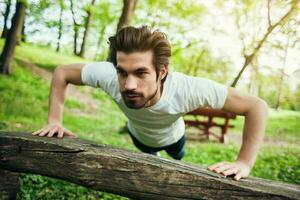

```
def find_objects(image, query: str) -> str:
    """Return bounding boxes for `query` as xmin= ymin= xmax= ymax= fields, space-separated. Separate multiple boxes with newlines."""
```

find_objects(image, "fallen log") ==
xmin=0 ymin=169 xmax=20 ymax=200
xmin=0 ymin=131 xmax=299 ymax=200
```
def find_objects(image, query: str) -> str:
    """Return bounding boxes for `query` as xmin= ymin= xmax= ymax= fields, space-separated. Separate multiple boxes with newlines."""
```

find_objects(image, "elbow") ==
xmin=258 ymin=98 xmax=268 ymax=116
xmin=53 ymin=65 xmax=67 ymax=84
xmin=54 ymin=65 xmax=66 ymax=75
xmin=249 ymin=97 xmax=268 ymax=118
xmin=245 ymin=97 xmax=268 ymax=116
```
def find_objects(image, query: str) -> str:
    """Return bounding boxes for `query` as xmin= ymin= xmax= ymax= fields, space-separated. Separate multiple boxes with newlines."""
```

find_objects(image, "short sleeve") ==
xmin=81 ymin=61 xmax=116 ymax=87
xmin=175 ymin=73 xmax=228 ymax=112
xmin=81 ymin=62 xmax=120 ymax=99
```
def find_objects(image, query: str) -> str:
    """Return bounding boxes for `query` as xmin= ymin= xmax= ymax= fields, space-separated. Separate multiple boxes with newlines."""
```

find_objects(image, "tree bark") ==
xmin=0 ymin=131 xmax=299 ymax=200
xmin=21 ymin=16 xmax=26 ymax=43
xmin=230 ymin=0 xmax=298 ymax=87
xmin=0 ymin=169 xmax=20 ymax=200
xmin=1 ymin=0 xmax=12 ymax=39
xmin=0 ymin=2 xmax=26 ymax=75
xmin=79 ymin=0 xmax=96 ymax=58
xmin=116 ymin=0 xmax=138 ymax=31
xmin=70 ymin=0 xmax=79 ymax=55
xmin=17 ymin=13 xmax=26 ymax=45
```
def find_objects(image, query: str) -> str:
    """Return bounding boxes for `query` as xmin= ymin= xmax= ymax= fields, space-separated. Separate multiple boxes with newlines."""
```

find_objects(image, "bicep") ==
xmin=222 ymin=87 xmax=259 ymax=116
xmin=54 ymin=63 xmax=86 ymax=86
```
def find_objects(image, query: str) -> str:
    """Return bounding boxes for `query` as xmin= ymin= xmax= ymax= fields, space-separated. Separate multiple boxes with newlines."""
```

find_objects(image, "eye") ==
xmin=136 ymin=71 xmax=147 ymax=77
xmin=117 ymin=69 xmax=127 ymax=77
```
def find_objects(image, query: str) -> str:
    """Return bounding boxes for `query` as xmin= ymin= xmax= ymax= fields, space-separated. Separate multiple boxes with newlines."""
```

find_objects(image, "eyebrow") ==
xmin=116 ymin=65 xmax=149 ymax=73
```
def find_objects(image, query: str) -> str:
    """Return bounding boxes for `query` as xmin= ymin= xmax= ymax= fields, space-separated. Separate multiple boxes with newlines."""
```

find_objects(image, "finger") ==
xmin=234 ymin=172 xmax=243 ymax=181
xmin=38 ymin=129 xmax=50 ymax=137
xmin=32 ymin=129 xmax=43 ymax=135
xmin=47 ymin=128 xmax=57 ymax=137
xmin=214 ymin=164 xmax=233 ymax=174
xmin=222 ymin=167 xmax=239 ymax=176
xmin=208 ymin=162 xmax=226 ymax=171
xmin=57 ymin=129 xmax=64 ymax=138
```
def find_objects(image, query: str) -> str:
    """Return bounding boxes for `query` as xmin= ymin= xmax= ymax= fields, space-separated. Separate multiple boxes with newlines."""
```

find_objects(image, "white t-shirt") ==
xmin=81 ymin=62 xmax=228 ymax=147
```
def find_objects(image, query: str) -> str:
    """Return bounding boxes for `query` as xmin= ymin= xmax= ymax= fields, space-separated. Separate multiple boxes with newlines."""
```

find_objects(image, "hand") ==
xmin=207 ymin=161 xmax=251 ymax=181
xmin=32 ymin=123 xmax=77 ymax=138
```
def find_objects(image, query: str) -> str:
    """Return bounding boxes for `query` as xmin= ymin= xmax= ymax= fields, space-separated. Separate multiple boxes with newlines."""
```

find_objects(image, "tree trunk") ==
xmin=70 ymin=0 xmax=79 ymax=55
xmin=1 ymin=0 xmax=12 ymax=39
xmin=56 ymin=3 xmax=63 ymax=52
xmin=79 ymin=0 xmax=96 ymax=58
xmin=0 ymin=2 xmax=26 ymax=75
xmin=21 ymin=16 xmax=26 ymax=43
xmin=116 ymin=0 xmax=138 ymax=31
xmin=94 ymin=26 xmax=106 ymax=60
xmin=230 ymin=0 xmax=298 ymax=87
xmin=17 ymin=14 xmax=26 ymax=45
xmin=1 ymin=131 xmax=299 ymax=200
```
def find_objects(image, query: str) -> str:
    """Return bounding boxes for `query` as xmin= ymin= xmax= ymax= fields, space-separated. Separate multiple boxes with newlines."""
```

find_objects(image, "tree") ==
xmin=70 ymin=0 xmax=80 ymax=55
xmin=78 ymin=0 xmax=96 ymax=58
xmin=20 ymin=16 xmax=26 ymax=43
xmin=56 ymin=0 xmax=64 ymax=52
xmin=1 ymin=0 xmax=12 ymax=39
xmin=0 ymin=1 xmax=26 ymax=75
xmin=92 ymin=1 xmax=120 ymax=60
xmin=231 ymin=0 xmax=299 ymax=87
xmin=116 ymin=0 xmax=138 ymax=31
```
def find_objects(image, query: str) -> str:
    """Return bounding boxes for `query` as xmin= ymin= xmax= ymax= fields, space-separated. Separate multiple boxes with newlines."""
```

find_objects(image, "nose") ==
xmin=124 ymin=75 xmax=138 ymax=90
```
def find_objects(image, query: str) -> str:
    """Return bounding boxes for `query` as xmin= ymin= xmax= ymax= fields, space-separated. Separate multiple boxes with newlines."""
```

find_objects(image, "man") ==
xmin=33 ymin=26 xmax=268 ymax=181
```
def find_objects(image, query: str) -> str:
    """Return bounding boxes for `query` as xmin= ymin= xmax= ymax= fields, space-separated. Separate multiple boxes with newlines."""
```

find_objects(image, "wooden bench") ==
xmin=184 ymin=107 xmax=236 ymax=143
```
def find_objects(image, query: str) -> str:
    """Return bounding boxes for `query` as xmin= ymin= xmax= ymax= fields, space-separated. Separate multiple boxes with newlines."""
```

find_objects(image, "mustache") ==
xmin=121 ymin=90 xmax=143 ymax=96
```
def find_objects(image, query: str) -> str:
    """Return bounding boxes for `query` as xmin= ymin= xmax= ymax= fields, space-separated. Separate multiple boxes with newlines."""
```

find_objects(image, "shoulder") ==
xmin=168 ymin=71 xmax=228 ymax=111
xmin=82 ymin=61 xmax=116 ymax=75
xmin=170 ymin=71 xmax=216 ymax=89
xmin=81 ymin=61 xmax=118 ymax=88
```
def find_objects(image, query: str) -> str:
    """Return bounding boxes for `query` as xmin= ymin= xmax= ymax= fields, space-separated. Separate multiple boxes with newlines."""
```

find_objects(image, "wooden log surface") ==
xmin=0 ymin=131 xmax=299 ymax=200
xmin=0 ymin=169 xmax=20 ymax=200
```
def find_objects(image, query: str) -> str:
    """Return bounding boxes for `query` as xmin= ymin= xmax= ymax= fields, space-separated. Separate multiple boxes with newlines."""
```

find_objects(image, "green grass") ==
xmin=0 ymin=42 xmax=299 ymax=199
xmin=0 ymin=39 xmax=87 ymax=70
xmin=231 ymin=109 xmax=300 ymax=138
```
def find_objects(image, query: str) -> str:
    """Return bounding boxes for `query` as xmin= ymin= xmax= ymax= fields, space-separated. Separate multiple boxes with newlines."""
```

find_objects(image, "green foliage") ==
xmin=252 ymin=147 xmax=300 ymax=184
xmin=14 ymin=42 xmax=86 ymax=70
xmin=18 ymin=174 xmax=129 ymax=200
xmin=18 ymin=0 xmax=29 ymax=7
xmin=171 ymin=47 xmax=233 ymax=84
xmin=0 ymin=61 xmax=49 ymax=131
xmin=65 ymin=98 xmax=86 ymax=109
xmin=231 ymin=109 xmax=300 ymax=138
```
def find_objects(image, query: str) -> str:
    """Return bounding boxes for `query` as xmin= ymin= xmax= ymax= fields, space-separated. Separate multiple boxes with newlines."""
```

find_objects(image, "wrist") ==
xmin=47 ymin=118 xmax=62 ymax=125
xmin=236 ymin=159 xmax=254 ymax=169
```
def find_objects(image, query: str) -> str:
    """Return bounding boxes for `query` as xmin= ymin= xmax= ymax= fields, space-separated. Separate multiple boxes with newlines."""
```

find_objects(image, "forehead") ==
xmin=116 ymin=51 xmax=154 ymax=71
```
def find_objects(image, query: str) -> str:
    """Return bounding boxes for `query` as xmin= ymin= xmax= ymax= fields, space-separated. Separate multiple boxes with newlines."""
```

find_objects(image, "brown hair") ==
xmin=108 ymin=26 xmax=171 ymax=79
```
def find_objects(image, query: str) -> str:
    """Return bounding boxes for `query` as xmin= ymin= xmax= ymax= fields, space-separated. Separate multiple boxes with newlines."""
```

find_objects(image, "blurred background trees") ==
xmin=0 ymin=0 xmax=299 ymax=110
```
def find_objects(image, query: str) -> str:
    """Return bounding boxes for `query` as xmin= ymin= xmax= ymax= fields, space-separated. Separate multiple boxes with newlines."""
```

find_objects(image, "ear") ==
xmin=159 ymin=65 xmax=168 ymax=80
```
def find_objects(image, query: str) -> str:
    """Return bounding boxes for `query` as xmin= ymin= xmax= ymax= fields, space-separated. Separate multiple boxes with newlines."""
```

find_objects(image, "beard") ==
xmin=121 ymin=86 xmax=159 ymax=109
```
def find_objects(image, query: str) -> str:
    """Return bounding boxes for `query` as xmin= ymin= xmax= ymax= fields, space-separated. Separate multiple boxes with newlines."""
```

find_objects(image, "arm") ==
xmin=32 ymin=63 xmax=85 ymax=138
xmin=208 ymin=87 xmax=268 ymax=180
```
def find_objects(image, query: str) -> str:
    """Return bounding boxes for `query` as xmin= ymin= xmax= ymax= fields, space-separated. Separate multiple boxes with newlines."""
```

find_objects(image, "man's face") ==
xmin=116 ymin=50 xmax=166 ymax=109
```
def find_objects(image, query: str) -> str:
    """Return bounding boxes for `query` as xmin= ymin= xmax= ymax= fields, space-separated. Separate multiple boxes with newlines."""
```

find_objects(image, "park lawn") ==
xmin=0 ymin=43 xmax=299 ymax=199
xmin=0 ymin=39 xmax=86 ymax=70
